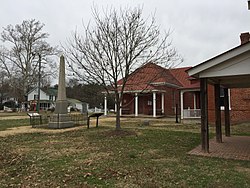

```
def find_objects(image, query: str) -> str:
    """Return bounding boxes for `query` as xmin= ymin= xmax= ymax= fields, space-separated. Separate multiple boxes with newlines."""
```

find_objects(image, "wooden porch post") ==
xmin=214 ymin=84 xmax=222 ymax=143
xmin=200 ymin=78 xmax=209 ymax=152
xmin=224 ymin=88 xmax=231 ymax=137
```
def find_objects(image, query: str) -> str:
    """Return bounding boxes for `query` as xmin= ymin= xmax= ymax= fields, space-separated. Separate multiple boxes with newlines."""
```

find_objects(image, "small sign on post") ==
xmin=87 ymin=112 xmax=104 ymax=128
xmin=27 ymin=113 xmax=42 ymax=127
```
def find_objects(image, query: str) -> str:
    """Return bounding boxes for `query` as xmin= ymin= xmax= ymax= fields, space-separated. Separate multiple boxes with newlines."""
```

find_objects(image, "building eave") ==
xmin=188 ymin=42 xmax=250 ymax=77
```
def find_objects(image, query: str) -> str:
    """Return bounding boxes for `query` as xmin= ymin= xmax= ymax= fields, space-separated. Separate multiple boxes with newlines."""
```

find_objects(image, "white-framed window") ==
xmin=49 ymin=95 xmax=53 ymax=101
xmin=34 ymin=95 xmax=38 ymax=100
xmin=148 ymin=100 xmax=152 ymax=106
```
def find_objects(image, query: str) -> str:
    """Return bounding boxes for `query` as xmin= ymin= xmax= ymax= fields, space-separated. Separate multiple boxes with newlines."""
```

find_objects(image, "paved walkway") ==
xmin=188 ymin=136 xmax=250 ymax=161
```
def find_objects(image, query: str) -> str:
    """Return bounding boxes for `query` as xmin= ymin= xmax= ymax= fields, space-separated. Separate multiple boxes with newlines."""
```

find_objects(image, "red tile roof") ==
xmin=118 ymin=63 xmax=200 ymax=92
xmin=169 ymin=67 xmax=200 ymax=89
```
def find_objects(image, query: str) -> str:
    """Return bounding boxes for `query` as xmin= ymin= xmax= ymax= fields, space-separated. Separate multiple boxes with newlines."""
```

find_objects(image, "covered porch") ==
xmin=180 ymin=89 xmax=201 ymax=120
xmin=104 ymin=90 xmax=168 ymax=118
xmin=188 ymin=40 xmax=250 ymax=153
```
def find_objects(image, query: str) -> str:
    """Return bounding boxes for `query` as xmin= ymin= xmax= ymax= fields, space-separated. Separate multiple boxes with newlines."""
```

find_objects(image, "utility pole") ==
xmin=37 ymin=54 xmax=41 ymax=113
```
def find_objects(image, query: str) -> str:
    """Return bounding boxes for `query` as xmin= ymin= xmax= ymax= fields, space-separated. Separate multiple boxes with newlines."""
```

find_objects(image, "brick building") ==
xmin=104 ymin=61 xmax=250 ymax=124
xmin=104 ymin=62 xmax=200 ymax=118
xmin=207 ymin=82 xmax=250 ymax=124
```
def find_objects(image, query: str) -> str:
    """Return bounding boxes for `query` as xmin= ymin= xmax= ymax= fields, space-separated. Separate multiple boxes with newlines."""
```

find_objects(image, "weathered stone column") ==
xmin=55 ymin=55 xmax=68 ymax=114
xmin=48 ymin=55 xmax=74 ymax=129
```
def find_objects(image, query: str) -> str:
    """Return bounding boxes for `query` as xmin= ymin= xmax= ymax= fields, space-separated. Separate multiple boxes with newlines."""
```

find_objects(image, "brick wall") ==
xmin=183 ymin=92 xmax=194 ymax=109
xmin=230 ymin=88 xmax=250 ymax=123
xmin=207 ymin=85 xmax=250 ymax=124
xmin=122 ymin=94 xmax=134 ymax=114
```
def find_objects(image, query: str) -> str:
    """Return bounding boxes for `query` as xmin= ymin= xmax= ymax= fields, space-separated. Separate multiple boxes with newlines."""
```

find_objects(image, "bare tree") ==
xmin=64 ymin=7 xmax=182 ymax=129
xmin=0 ymin=19 xmax=58 ymax=101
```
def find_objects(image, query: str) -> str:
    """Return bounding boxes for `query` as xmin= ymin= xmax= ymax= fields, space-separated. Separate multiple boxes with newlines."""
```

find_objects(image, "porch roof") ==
xmin=187 ymin=42 xmax=250 ymax=88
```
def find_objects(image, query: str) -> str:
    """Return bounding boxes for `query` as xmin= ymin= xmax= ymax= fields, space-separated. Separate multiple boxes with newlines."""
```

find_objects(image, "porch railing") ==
xmin=183 ymin=109 xmax=201 ymax=118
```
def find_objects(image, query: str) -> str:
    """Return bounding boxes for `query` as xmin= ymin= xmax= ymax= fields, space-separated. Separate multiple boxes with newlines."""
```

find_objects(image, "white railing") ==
xmin=183 ymin=109 xmax=201 ymax=118
xmin=88 ymin=107 xmax=103 ymax=113
xmin=3 ymin=106 xmax=13 ymax=112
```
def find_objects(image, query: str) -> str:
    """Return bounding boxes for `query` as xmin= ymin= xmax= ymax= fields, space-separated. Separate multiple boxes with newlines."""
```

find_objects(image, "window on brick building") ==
xmin=219 ymin=87 xmax=231 ymax=110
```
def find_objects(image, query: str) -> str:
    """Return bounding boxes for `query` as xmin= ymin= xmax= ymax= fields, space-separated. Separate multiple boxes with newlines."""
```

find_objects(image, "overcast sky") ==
xmin=1 ymin=0 xmax=250 ymax=67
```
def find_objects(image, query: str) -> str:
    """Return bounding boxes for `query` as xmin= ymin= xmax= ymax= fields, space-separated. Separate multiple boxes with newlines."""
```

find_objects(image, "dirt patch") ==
xmin=0 ymin=116 xmax=29 ymax=120
xmin=236 ymin=166 xmax=250 ymax=174
xmin=103 ymin=129 xmax=137 ymax=137
xmin=0 ymin=126 xmax=84 ymax=137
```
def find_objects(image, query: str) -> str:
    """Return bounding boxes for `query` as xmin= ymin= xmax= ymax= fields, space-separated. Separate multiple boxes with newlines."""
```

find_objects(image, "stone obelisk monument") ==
xmin=48 ymin=55 xmax=74 ymax=129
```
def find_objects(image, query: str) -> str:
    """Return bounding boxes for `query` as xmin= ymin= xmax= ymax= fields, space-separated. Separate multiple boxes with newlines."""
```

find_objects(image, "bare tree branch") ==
xmin=63 ymin=7 xmax=183 ymax=129
xmin=0 ymin=19 xmax=58 ymax=101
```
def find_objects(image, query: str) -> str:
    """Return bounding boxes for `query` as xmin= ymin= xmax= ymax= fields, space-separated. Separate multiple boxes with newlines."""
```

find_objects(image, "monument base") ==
xmin=55 ymin=100 xmax=68 ymax=114
xmin=48 ymin=114 xmax=74 ymax=129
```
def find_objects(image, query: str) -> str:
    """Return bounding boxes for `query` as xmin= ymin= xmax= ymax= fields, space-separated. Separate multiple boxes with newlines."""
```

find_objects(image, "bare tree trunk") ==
xmin=116 ymin=106 xmax=121 ymax=130
xmin=115 ymin=94 xmax=121 ymax=130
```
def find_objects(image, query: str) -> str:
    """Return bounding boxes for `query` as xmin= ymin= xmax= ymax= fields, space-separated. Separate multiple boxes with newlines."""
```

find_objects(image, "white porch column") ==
xmin=193 ymin=92 xmax=196 ymax=110
xmin=114 ymin=98 xmax=117 ymax=112
xmin=104 ymin=95 xmax=107 ymax=116
xmin=135 ymin=93 xmax=138 ymax=116
xmin=153 ymin=92 xmax=156 ymax=117
xmin=161 ymin=93 xmax=164 ymax=114
xmin=119 ymin=93 xmax=122 ymax=116
xmin=180 ymin=91 xmax=184 ymax=120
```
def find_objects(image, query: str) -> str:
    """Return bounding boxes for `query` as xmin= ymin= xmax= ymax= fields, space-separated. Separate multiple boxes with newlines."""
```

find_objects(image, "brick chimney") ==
xmin=240 ymin=32 xmax=250 ymax=45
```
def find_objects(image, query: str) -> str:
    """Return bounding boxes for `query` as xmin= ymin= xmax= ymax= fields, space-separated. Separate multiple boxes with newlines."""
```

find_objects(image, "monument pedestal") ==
xmin=48 ymin=114 xmax=74 ymax=129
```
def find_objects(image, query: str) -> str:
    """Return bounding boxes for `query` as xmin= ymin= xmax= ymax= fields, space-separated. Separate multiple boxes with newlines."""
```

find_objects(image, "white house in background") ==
xmin=67 ymin=98 xmax=88 ymax=112
xmin=27 ymin=87 xmax=57 ymax=111
xmin=27 ymin=87 xmax=85 ymax=112
xmin=0 ymin=93 xmax=18 ymax=105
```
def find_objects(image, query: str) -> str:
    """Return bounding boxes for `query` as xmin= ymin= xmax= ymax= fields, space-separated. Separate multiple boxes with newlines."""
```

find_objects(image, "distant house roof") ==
xmin=44 ymin=88 xmax=58 ymax=96
xmin=67 ymin=98 xmax=83 ymax=104
xmin=27 ymin=87 xmax=58 ymax=96
xmin=0 ymin=93 xmax=8 ymax=98
xmin=117 ymin=63 xmax=199 ymax=92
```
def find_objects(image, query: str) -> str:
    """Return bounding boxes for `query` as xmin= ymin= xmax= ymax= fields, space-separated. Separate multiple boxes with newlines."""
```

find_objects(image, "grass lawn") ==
xmin=0 ymin=117 xmax=249 ymax=187
xmin=0 ymin=112 xmax=28 ymax=117
xmin=0 ymin=119 xmax=30 ymax=131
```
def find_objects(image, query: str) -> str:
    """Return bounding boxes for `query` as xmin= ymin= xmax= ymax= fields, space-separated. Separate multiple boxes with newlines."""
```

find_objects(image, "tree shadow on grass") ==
xmin=102 ymin=129 xmax=137 ymax=137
